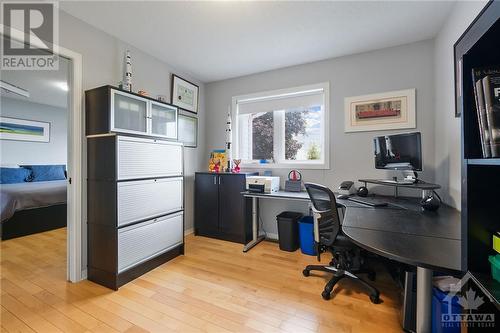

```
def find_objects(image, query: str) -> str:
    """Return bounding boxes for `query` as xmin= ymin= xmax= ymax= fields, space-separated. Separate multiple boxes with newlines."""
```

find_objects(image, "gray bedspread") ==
xmin=1 ymin=180 xmax=67 ymax=222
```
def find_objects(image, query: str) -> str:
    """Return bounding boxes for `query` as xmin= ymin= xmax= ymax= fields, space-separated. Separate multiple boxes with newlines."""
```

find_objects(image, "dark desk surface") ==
xmin=242 ymin=191 xmax=462 ymax=273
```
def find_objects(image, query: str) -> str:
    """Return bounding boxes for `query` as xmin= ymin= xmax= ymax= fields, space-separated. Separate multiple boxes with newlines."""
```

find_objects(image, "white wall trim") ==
xmin=1 ymin=25 xmax=84 ymax=283
xmin=184 ymin=228 xmax=194 ymax=236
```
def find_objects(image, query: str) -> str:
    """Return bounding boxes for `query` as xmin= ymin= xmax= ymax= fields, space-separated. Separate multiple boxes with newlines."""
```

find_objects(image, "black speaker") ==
xmin=421 ymin=195 xmax=440 ymax=211
xmin=357 ymin=186 xmax=369 ymax=197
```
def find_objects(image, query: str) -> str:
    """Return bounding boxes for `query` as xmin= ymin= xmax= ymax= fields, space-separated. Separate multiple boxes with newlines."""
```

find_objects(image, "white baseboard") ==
xmin=81 ymin=269 xmax=88 ymax=280
xmin=265 ymin=232 xmax=278 ymax=240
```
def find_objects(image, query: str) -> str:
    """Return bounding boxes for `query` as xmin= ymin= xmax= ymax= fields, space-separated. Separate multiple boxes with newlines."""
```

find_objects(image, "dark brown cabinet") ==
xmin=195 ymin=173 xmax=219 ymax=234
xmin=195 ymin=172 xmax=252 ymax=244
xmin=86 ymin=86 xmax=184 ymax=290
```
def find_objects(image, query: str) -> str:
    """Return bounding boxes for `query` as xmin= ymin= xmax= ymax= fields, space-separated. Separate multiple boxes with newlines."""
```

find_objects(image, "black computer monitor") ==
xmin=373 ymin=132 xmax=422 ymax=171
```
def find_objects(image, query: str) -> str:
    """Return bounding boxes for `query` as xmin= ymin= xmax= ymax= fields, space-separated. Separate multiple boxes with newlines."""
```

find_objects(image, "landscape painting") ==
xmin=344 ymin=89 xmax=416 ymax=132
xmin=0 ymin=117 xmax=50 ymax=142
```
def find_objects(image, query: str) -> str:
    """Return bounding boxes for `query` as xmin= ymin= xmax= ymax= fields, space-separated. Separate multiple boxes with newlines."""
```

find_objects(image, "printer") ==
xmin=246 ymin=176 xmax=280 ymax=193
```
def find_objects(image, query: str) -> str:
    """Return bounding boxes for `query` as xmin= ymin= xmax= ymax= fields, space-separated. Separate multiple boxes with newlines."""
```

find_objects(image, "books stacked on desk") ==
xmin=472 ymin=66 xmax=500 ymax=157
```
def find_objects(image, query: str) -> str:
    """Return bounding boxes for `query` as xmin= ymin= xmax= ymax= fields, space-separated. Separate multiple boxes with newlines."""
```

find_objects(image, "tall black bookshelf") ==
xmin=455 ymin=0 xmax=500 ymax=304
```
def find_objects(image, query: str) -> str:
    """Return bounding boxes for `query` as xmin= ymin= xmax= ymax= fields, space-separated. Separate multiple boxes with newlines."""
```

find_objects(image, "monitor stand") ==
xmin=378 ymin=171 xmax=418 ymax=185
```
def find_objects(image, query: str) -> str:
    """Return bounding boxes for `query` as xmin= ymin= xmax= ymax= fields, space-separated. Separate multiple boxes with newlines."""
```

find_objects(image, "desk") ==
xmin=241 ymin=191 xmax=312 ymax=253
xmin=242 ymin=190 xmax=461 ymax=333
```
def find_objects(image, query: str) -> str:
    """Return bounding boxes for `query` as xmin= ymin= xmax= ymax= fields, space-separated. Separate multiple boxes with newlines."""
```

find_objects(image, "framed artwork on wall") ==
xmin=0 ymin=116 xmax=50 ymax=142
xmin=171 ymin=74 xmax=199 ymax=114
xmin=178 ymin=113 xmax=198 ymax=148
xmin=344 ymin=89 xmax=416 ymax=133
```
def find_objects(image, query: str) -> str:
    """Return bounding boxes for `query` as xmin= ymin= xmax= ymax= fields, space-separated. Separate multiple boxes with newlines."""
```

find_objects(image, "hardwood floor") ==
xmin=1 ymin=228 xmax=403 ymax=332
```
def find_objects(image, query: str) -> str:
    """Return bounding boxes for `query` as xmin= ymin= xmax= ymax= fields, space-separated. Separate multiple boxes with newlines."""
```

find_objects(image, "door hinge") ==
xmin=68 ymin=177 xmax=72 ymax=184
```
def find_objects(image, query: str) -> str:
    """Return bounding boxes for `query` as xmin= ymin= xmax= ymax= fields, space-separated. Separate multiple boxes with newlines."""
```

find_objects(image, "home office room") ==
xmin=0 ymin=1 xmax=499 ymax=333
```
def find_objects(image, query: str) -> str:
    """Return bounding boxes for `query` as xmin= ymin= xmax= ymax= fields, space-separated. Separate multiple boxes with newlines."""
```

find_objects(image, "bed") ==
xmin=1 ymin=180 xmax=67 ymax=240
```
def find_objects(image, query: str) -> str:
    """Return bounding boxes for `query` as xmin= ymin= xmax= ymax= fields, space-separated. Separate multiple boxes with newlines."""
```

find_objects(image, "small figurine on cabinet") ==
xmin=213 ymin=159 xmax=221 ymax=173
xmin=233 ymin=159 xmax=241 ymax=173
xmin=208 ymin=156 xmax=216 ymax=172
xmin=208 ymin=150 xmax=226 ymax=173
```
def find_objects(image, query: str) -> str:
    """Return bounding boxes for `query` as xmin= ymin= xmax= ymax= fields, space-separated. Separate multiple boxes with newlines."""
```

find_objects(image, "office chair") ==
xmin=303 ymin=182 xmax=380 ymax=303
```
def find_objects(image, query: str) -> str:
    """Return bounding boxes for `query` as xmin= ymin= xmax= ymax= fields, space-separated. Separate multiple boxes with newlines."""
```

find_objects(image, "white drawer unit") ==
xmin=117 ymin=177 xmax=183 ymax=227
xmin=117 ymin=136 xmax=182 ymax=180
xmin=118 ymin=212 xmax=183 ymax=273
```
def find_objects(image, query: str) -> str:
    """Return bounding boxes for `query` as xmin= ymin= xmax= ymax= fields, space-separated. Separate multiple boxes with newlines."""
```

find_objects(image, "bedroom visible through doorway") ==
xmin=1 ymin=55 xmax=71 ymax=271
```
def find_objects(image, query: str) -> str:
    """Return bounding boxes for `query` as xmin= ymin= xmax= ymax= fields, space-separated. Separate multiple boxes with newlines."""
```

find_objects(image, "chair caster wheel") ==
xmin=302 ymin=269 xmax=310 ymax=277
xmin=368 ymin=272 xmax=376 ymax=281
xmin=370 ymin=294 xmax=380 ymax=304
xmin=321 ymin=290 xmax=331 ymax=300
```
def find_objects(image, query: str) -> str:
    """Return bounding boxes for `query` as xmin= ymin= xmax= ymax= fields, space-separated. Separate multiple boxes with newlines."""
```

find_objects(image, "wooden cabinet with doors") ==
xmin=194 ymin=172 xmax=253 ymax=244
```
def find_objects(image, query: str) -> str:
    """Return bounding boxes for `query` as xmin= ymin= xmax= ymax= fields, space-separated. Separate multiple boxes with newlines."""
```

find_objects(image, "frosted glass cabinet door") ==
xmin=111 ymin=90 xmax=148 ymax=134
xmin=150 ymin=102 xmax=177 ymax=139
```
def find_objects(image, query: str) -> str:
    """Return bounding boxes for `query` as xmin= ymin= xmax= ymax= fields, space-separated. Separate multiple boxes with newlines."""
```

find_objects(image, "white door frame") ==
xmin=1 ymin=25 xmax=84 ymax=282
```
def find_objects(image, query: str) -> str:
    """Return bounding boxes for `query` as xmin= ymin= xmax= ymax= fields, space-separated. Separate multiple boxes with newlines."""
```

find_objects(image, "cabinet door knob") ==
xmin=213 ymin=176 xmax=217 ymax=185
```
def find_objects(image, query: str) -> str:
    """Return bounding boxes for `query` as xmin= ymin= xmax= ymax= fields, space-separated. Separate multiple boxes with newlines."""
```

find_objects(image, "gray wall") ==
xmin=57 ymin=11 xmax=206 ymax=272
xmin=0 ymin=98 xmax=67 ymax=165
xmin=433 ymin=0 xmax=488 ymax=209
xmin=206 ymin=40 xmax=435 ymax=237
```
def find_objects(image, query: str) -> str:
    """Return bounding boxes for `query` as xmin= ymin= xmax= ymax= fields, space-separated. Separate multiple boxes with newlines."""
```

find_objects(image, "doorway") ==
xmin=0 ymin=27 xmax=83 ymax=282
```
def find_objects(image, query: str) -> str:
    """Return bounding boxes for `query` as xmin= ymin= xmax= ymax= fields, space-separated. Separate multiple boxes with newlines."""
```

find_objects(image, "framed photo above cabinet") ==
xmin=85 ymin=85 xmax=178 ymax=140
xmin=171 ymin=74 xmax=199 ymax=114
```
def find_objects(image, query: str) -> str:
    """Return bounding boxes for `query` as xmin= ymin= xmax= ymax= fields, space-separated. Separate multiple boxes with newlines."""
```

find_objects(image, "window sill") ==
xmin=240 ymin=162 xmax=330 ymax=170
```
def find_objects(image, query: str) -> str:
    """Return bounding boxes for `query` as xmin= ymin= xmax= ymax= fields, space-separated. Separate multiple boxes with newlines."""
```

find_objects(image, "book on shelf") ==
xmin=472 ymin=67 xmax=500 ymax=158
xmin=483 ymin=73 xmax=500 ymax=157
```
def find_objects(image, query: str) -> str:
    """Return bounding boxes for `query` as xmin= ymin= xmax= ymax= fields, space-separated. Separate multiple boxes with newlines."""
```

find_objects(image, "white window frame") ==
xmin=232 ymin=82 xmax=330 ymax=170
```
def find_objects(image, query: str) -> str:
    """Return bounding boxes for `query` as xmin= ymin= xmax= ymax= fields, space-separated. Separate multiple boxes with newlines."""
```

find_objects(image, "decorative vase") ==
xmin=233 ymin=159 xmax=241 ymax=173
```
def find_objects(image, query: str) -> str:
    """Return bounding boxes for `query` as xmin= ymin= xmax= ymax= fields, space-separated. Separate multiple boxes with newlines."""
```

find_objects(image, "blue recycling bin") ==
xmin=298 ymin=216 xmax=316 ymax=256
xmin=431 ymin=287 xmax=461 ymax=333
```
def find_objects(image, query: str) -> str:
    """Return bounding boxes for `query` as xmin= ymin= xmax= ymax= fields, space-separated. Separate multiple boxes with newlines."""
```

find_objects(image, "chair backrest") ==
xmin=304 ymin=182 xmax=341 ymax=247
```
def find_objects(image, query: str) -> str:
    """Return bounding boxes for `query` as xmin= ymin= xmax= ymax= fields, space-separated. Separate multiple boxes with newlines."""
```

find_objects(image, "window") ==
xmin=234 ymin=82 xmax=329 ymax=169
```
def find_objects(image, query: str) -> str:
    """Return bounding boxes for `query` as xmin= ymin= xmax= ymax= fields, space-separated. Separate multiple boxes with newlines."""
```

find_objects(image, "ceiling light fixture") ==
xmin=0 ymin=80 xmax=30 ymax=98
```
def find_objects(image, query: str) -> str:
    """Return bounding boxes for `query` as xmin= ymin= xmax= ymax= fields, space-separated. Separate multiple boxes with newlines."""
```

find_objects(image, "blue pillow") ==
xmin=23 ymin=165 xmax=66 ymax=182
xmin=0 ymin=167 xmax=30 ymax=184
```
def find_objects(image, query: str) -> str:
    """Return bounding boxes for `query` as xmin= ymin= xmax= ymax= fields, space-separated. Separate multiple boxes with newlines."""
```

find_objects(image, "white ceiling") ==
xmin=1 ymin=55 xmax=70 ymax=108
xmin=60 ymin=1 xmax=456 ymax=83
